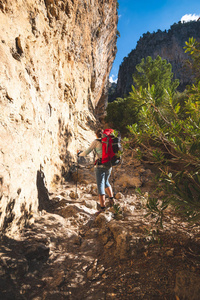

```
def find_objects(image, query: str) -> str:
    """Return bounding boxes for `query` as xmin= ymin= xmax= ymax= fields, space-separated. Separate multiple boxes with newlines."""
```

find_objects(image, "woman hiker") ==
xmin=77 ymin=128 xmax=114 ymax=214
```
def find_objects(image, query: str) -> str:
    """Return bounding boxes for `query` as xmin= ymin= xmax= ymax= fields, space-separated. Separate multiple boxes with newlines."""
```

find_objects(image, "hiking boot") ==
xmin=95 ymin=207 xmax=106 ymax=216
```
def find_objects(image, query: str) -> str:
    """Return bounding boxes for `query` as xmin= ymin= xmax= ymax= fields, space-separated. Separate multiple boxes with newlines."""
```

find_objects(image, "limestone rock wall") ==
xmin=116 ymin=20 xmax=200 ymax=98
xmin=0 ymin=0 xmax=118 ymax=231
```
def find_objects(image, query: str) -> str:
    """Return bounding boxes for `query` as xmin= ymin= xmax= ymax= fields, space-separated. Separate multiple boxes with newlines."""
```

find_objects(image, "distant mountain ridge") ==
xmin=113 ymin=20 xmax=200 ymax=100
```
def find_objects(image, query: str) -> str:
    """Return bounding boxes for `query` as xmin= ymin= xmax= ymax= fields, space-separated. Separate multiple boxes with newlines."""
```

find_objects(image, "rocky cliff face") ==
xmin=116 ymin=21 xmax=200 ymax=98
xmin=0 ymin=0 xmax=118 ymax=232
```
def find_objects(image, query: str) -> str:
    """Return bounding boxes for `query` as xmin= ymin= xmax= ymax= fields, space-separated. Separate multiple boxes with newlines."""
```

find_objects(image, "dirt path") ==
xmin=0 ymin=159 xmax=200 ymax=299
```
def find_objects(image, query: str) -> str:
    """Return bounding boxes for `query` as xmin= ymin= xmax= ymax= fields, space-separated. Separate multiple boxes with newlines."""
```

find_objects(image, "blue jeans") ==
xmin=95 ymin=166 xmax=112 ymax=195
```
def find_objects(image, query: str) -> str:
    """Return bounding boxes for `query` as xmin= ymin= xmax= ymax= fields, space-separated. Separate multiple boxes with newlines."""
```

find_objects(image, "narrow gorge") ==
xmin=1 ymin=2 xmax=200 ymax=299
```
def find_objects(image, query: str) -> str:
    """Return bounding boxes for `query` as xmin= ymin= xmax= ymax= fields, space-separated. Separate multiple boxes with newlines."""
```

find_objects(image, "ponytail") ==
xmin=95 ymin=129 xmax=103 ymax=139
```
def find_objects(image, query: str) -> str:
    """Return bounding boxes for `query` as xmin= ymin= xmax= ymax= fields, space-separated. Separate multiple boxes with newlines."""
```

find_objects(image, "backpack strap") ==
xmin=93 ymin=139 xmax=102 ymax=165
xmin=102 ymin=134 xmax=110 ymax=153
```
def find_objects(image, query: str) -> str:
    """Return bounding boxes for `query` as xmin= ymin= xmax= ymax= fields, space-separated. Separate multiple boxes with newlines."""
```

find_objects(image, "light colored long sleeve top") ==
xmin=79 ymin=139 xmax=102 ymax=159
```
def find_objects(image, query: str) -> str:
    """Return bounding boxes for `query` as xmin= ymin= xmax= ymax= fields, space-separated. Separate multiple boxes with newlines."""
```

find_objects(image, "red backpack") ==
xmin=101 ymin=129 xmax=122 ymax=166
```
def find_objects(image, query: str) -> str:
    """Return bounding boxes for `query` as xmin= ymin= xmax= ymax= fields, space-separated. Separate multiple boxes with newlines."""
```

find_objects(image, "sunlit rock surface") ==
xmin=116 ymin=20 xmax=200 ymax=98
xmin=0 ymin=0 xmax=118 ymax=232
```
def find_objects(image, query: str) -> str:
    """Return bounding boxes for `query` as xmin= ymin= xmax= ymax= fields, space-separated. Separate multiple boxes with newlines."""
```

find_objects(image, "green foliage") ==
xmin=106 ymin=56 xmax=179 ymax=132
xmin=107 ymin=43 xmax=200 ymax=225
xmin=133 ymin=55 xmax=179 ymax=104
xmin=145 ymin=197 xmax=169 ymax=228
xmin=116 ymin=0 xmax=119 ymax=9
xmin=184 ymin=37 xmax=200 ymax=83
xmin=112 ymin=129 xmax=120 ymax=137
xmin=160 ymin=169 xmax=200 ymax=222
xmin=129 ymin=88 xmax=200 ymax=224
xmin=113 ymin=203 xmax=122 ymax=214
xmin=106 ymin=97 xmax=138 ymax=131
xmin=113 ymin=203 xmax=123 ymax=220
xmin=127 ymin=80 xmax=200 ymax=221
xmin=152 ymin=149 xmax=165 ymax=163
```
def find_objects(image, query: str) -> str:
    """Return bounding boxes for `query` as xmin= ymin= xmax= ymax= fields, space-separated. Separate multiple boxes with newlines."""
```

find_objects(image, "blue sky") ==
xmin=110 ymin=0 xmax=200 ymax=83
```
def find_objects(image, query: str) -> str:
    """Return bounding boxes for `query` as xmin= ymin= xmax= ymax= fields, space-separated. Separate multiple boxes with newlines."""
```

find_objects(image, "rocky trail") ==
xmin=0 ymin=152 xmax=200 ymax=300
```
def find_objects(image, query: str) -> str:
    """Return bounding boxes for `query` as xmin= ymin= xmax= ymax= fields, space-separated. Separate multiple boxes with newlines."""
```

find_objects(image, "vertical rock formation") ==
xmin=116 ymin=21 xmax=200 ymax=98
xmin=0 ymin=0 xmax=118 ymax=232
